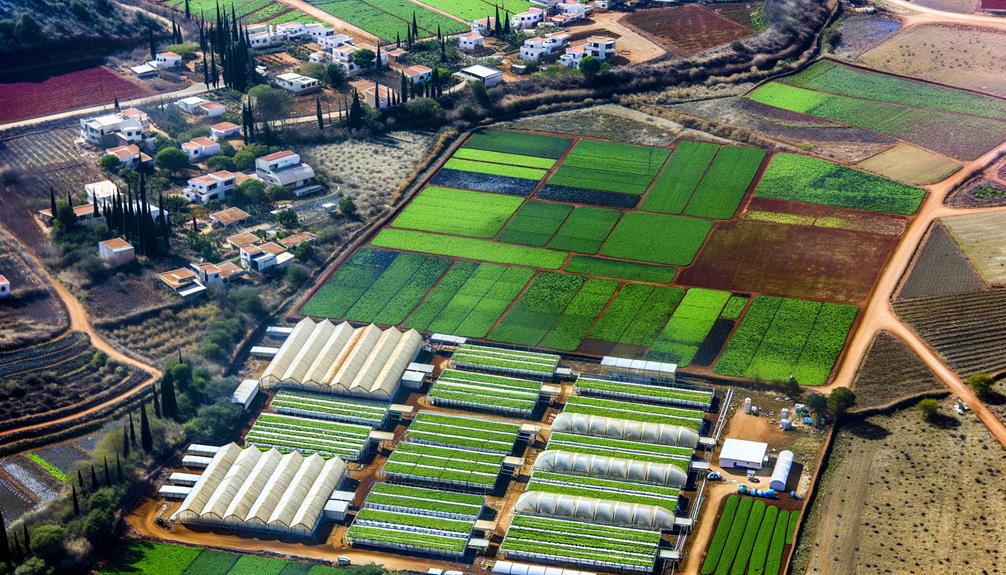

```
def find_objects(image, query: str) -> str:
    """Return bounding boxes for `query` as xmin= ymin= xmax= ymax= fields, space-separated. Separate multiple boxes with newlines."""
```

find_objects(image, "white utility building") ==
xmin=718 ymin=438 xmax=768 ymax=470
xmin=171 ymin=443 xmax=347 ymax=537
xmin=769 ymin=450 xmax=794 ymax=491
xmin=260 ymin=319 xmax=422 ymax=401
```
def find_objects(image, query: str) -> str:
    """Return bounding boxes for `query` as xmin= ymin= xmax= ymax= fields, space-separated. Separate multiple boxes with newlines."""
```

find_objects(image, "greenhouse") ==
xmin=382 ymin=442 xmax=506 ymax=492
xmin=244 ymin=413 xmax=372 ymax=461
xmin=551 ymin=412 xmax=700 ymax=449
xmin=407 ymin=411 xmax=522 ymax=454
xmin=451 ymin=344 xmax=561 ymax=378
xmin=269 ymin=390 xmax=392 ymax=428
xmin=171 ymin=443 xmax=347 ymax=537
xmin=514 ymin=491 xmax=677 ymax=530
xmin=533 ymin=450 xmax=688 ymax=487
xmin=260 ymin=319 xmax=422 ymax=400
xmin=429 ymin=369 xmax=544 ymax=418
xmin=574 ymin=376 xmax=714 ymax=409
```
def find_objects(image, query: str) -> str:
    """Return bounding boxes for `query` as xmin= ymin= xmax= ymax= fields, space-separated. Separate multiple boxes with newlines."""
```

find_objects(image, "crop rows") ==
xmin=416 ymin=0 xmax=533 ymax=21
xmin=372 ymin=229 xmax=568 ymax=269
xmin=343 ymin=252 xmax=451 ymax=325
xmin=600 ymin=212 xmax=713 ymax=266
xmin=430 ymin=369 xmax=543 ymax=417
xmin=574 ymin=376 xmax=713 ymax=408
xmin=499 ymin=201 xmax=573 ymax=246
xmin=648 ymin=288 xmax=732 ymax=366
xmin=549 ymin=206 xmax=622 ymax=254
xmin=245 ymin=413 xmax=371 ymax=460
xmin=443 ymin=157 xmax=549 ymax=181
xmin=589 ymin=284 xmax=685 ymax=347
xmin=345 ymin=525 xmax=469 ymax=555
xmin=566 ymin=256 xmax=676 ymax=283
xmin=383 ymin=442 xmax=505 ymax=489
xmin=301 ymin=249 xmax=398 ymax=319
xmin=548 ymin=139 xmax=670 ymax=196
xmin=700 ymin=496 xmax=790 ymax=575
xmin=463 ymin=130 xmax=572 ymax=159
xmin=270 ymin=391 xmax=390 ymax=427
xmin=530 ymin=470 xmax=682 ymax=507
xmin=714 ymin=296 xmax=858 ymax=386
xmin=563 ymin=395 xmax=705 ymax=430
xmin=313 ymin=0 xmax=465 ymax=41
xmin=451 ymin=343 xmax=560 ymax=377
xmin=501 ymin=514 xmax=661 ymax=571
xmin=408 ymin=411 xmax=521 ymax=453
xmin=491 ymin=273 xmax=586 ymax=346
xmin=431 ymin=168 xmax=539 ymax=196
xmin=393 ymin=186 xmax=523 ymax=238
xmin=367 ymin=482 xmax=484 ymax=519
xmin=451 ymin=148 xmax=557 ymax=170
xmin=641 ymin=141 xmax=719 ymax=214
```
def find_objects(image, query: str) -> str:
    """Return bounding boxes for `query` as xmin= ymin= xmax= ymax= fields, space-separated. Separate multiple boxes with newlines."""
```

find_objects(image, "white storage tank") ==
xmin=780 ymin=419 xmax=793 ymax=431
xmin=780 ymin=407 xmax=790 ymax=420
xmin=770 ymin=450 xmax=794 ymax=491
xmin=743 ymin=397 xmax=752 ymax=414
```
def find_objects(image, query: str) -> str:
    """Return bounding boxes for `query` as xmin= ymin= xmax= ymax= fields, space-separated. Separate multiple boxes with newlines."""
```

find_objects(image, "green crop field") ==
xmin=641 ymin=141 xmax=719 ymax=214
xmin=756 ymin=153 xmax=926 ymax=215
xmin=649 ymin=288 xmax=732 ymax=365
xmin=100 ymin=542 xmax=344 ymax=575
xmin=343 ymin=253 xmax=451 ymax=325
xmin=372 ymin=229 xmax=568 ymax=269
xmin=167 ymin=0 xmax=271 ymax=21
xmin=539 ymin=279 xmax=618 ymax=350
xmin=463 ymin=130 xmax=572 ymax=158
xmin=714 ymin=296 xmax=858 ymax=385
xmin=589 ymin=284 xmax=685 ymax=347
xmin=443 ymin=157 xmax=549 ymax=180
xmin=491 ymin=273 xmax=587 ymax=345
xmin=393 ymin=186 xmax=523 ymax=238
xmin=600 ymin=212 xmax=713 ymax=265
xmin=683 ymin=146 xmax=766 ymax=219
xmin=700 ymin=497 xmax=791 ymax=575
xmin=498 ymin=201 xmax=573 ymax=246
xmin=548 ymin=139 xmax=670 ymax=195
xmin=565 ymin=256 xmax=677 ymax=283
xmin=547 ymin=206 xmax=622 ymax=253
xmin=452 ymin=148 xmax=556 ymax=170
xmin=417 ymin=0 xmax=533 ymax=21
xmin=313 ymin=0 xmax=465 ymax=41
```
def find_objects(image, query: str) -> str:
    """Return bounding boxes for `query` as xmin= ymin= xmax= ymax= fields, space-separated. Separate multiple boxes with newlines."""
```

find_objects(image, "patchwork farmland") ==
xmin=299 ymin=128 xmax=915 ymax=383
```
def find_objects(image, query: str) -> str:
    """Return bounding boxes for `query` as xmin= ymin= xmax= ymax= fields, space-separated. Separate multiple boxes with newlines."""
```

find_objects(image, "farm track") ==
xmin=0 ymin=225 xmax=161 ymax=450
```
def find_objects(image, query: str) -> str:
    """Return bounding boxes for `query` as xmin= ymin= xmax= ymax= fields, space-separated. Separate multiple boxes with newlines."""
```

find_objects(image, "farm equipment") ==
xmin=738 ymin=485 xmax=776 ymax=499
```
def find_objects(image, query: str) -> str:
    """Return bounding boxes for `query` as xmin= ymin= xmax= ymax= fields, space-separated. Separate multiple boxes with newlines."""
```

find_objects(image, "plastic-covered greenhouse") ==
xmin=533 ymin=450 xmax=688 ymax=487
xmin=551 ymin=412 xmax=700 ymax=449
xmin=260 ymin=319 xmax=422 ymax=400
xmin=516 ymin=492 xmax=676 ymax=530
xmin=171 ymin=443 xmax=347 ymax=537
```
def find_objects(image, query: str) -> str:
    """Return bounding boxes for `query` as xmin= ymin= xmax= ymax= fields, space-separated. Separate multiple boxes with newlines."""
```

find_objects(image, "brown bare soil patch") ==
xmin=851 ymin=331 xmax=943 ymax=410
xmin=793 ymin=398 xmax=1006 ymax=575
xmin=945 ymin=178 xmax=1006 ymax=208
xmin=895 ymin=221 xmax=985 ymax=301
xmin=0 ymin=234 xmax=66 ymax=350
xmin=860 ymin=23 xmax=1006 ymax=97
xmin=623 ymin=5 xmax=752 ymax=54
xmin=855 ymin=143 xmax=961 ymax=186
xmin=832 ymin=14 xmax=902 ymax=59
xmin=678 ymin=219 xmax=898 ymax=305
xmin=942 ymin=211 xmax=1006 ymax=286
xmin=904 ymin=0 xmax=979 ymax=13
xmin=745 ymin=197 xmax=908 ymax=236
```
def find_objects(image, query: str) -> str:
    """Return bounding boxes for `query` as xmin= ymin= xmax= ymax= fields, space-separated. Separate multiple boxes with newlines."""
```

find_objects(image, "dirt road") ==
xmin=271 ymin=0 xmax=379 ymax=44
xmin=881 ymin=0 xmax=1006 ymax=27
xmin=0 ymin=226 xmax=161 ymax=445
xmin=568 ymin=12 xmax=666 ymax=64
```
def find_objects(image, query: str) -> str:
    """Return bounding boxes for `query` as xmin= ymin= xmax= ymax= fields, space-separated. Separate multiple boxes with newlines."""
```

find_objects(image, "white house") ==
xmin=458 ymin=32 xmax=484 ymax=51
xmin=255 ymin=150 xmax=316 ymax=191
xmin=209 ymin=122 xmax=241 ymax=140
xmin=176 ymin=96 xmax=210 ymax=114
xmin=275 ymin=21 xmax=307 ymax=39
xmin=320 ymin=33 xmax=353 ymax=50
xmin=79 ymin=113 xmax=143 ymax=147
xmin=158 ymin=267 xmax=207 ymax=298
xmin=470 ymin=17 xmax=497 ymax=34
xmin=332 ymin=45 xmax=362 ymax=76
xmin=105 ymin=144 xmax=152 ymax=169
xmin=240 ymin=242 xmax=293 ymax=272
xmin=192 ymin=262 xmax=244 ymax=286
xmin=349 ymin=80 xmax=394 ymax=110
xmin=520 ymin=33 xmax=569 ymax=61
xmin=209 ymin=206 xmax=252 ymax=227
xmin=98 ymin=238 xmax=135 ymax=267
xmin=85 ymin=180 xmax=118 ymax=205
xmin=403 ymin=64 xmax=433 ymax=84
xmin=304 ymin=22 xmax=336 ymax=42
xmin=0 ymin=275 xmax=9 ymax=298
xmin=249 ymin=31 xmax=282 ymax=50
xmin=181 ymin=137 xmax=221 ymax=160
xmin=454 ymin=65 xmax=503 ymax=87
xmin=184 ymin=171 xmax=239 ymax=204
xmin=309 ymin=51 xmax=328 ymax=63
xmin=510 ymin=7 xmax=544 ymax=30
xmin=718 ymin=438 xmax=768 ymax=470
xmin=131 ymin=64 xmax=157 ymax=79
xmin=152 ymin=51 xmax=183 ymax=69
xmin=584 ymin=36 xmax=617 ymax=60
xmin=198 ymin=101 xmax=227 ymax=117
xmin=275 ymin=72 xmax=320 ymax=95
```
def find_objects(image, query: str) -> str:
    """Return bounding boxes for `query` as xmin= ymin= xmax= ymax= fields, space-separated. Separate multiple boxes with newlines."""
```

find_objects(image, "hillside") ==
xmin=0 ymin=0 xmax=144 ymax=59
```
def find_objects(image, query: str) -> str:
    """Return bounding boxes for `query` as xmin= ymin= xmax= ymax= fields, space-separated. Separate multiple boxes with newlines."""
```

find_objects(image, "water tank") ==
xmin=780 ymin=419 xmax=793 ymax=431
xmin=770 ymin=450 xmax=794 ymax=491
xmin=780 ymin=408 xmax=790 ymax=420
xmin=743 ymin=397 xmax=752 ymax=414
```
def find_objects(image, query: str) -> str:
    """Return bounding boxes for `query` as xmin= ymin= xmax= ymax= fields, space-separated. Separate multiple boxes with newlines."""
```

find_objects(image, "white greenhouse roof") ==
xmin=231 ymin=379 xmax=260 ymax=407
xmin=515 ymin=491 xmax=676 ymax=530
xmin=260 ymin=319 xmax=422 ymax=400
xmin=551 ymin=412 xmax=699 ymax=449
xmin=770 ymin=450 xmax=794 ymax=491
xmin=720 ymin=438 xmax=768 ymax=464
xmin=601 ymin=356 xmax=677 ymax=375
xmin=171 ymin=443 xmax=348 ymax=537
xmin=533 ymin=450 xmax=688 ymax=487
xmin=494 ymin=561 xmax=597 ymax=575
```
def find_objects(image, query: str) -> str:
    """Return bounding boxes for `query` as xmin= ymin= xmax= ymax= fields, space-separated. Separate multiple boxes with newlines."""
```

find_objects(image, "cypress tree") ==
xmin=66 ymin=189 xmax=73 ymax=208
xmin=396 ymin=32 xmax=400 ymax=49
xmin=77 ymin=468 xmax=86 ymax=493
xmin=49 ymin=187 xmax=56 ymax=217
xmin=93 ymin=199 xmax=100 ymax=220
xmin=399 ymin=71 xmax=408 ymax=103
xmin=412 ymin=12 xmax=418 ymax=37
xmin=375 ymin=42 xmax=382 ymax=72
xmin=103 ymin=458 xmax=111 ymax=488
xmin=113 ymin=93 xmax=120 ymax=111
xmin=374 ymin=79 xmax=380 ymax=110
xmin=152 ymin=384 xmax=161 ymax=418
xmin=140 ymin=402 xmax=153 ymax=452
xmin=495 ymin=6 xmax=502 ymax=36
xmin=504 ymin=11 xmax=511 ymax=35
xmin=316 ymin=96 xmax=323 ymax=130
xmin=116 ymin=454 xmax=123 ymax=482
xmin=149 ymin=28 xmax=156 ymax=60
xmin=10 ymin=533 xmax=19 ymax=566
xmin=90 ymin=464 xmax=99 ymax=491
xmin=128 ymin=412 xmax=137 ymax=447
xmin=437 ymin=23 xmax=441 ymax=41
xmin=159 ymin=193 xmax=170 ymax=251
xmin=122 ymin=423 xmax=130 ymax=458
xmin=349 ymin=91 xmax=362 ymax=130
xmin=20 ymin=524 xmax=28 ymax=556
xmin=0 ymin=509 xmax=9 ymax=565
xmin=185 ymin=0 xmax=190 ymax=19
xmin=440 ymin=38 xmax=447 ymax=62
xmin=161 ymin=371 xmax=178 ymax=419
xmin=71 ymin=486 xmax=79 ymax=516
xmin=192 ymin=212 xmax=198 ymax=232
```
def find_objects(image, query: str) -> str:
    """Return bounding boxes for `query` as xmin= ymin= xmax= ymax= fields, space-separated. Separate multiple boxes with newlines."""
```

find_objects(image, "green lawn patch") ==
xmin=372 ymin=229 xmax=568 ymax=269
xmin=600 ymin=212 xmax=713 ymax=265
xmin=392 ymin=185 xmax=523 ymax=238
xmin=498 ymin=201 xmax=573 ymax=246
xmin=565 ymin=256 xmax=677 ymax=283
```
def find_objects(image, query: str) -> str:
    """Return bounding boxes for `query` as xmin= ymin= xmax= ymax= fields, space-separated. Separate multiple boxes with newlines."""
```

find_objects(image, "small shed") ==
xmin=455 ymin=65 xmax=503 ymax=87
xmin=168 ymin=472 xmax=203 ymax=486
xmin=159 ymin=485 xmax=193 ymax=499
xmin=770 ymin=450 xmax=794 ymax=491
xmin=231 ymin=379 xmax=260 ymax=410
xmin=718 ymin=438 xmax=768 ymax=470
xmin=323 ymin=499 xmax=349 ymax=521
xmin=98 ymin=238 xmax=135 ymax=267
xmin=187 ymin=444 xmax=221 ymax=457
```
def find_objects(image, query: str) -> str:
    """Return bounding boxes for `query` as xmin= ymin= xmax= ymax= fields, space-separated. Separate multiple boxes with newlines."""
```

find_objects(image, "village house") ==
xmin=176 ymin=96 xmax=209 ymax=114
xmin=181 ymin=137 xmax=221 ymax=160
xmin=192 ymin=261 xmax=244 ymax=286
xmin=309 ymin=51 xmax=328 ymax=63
xmin=198 ymin=101 xmax=227 ymax=118
xmin=210 ymin=122 xmax=241 ymax=140
xmin=455 ymin=65 xmax=503 ymax=87
xmin=304 ymin=22 xmax=336 ymax=42
xmin=210 ymin=207 xmax=252 ymax=228
xmin=275 ymin=22 xmax=307 ymax=39
xmin=520 ymin=33 xmax=570 ymax=61
xmin=158 ymin=267 xmax=207 ymax=298
xmin=458 ymin=32 xmax=484 ymax=51
xmin=0 ymin=275 xmax=9 ymax=298
xmin=130 ymin=63 xmax=157 ymax=79
xmin=320 ymin=33 xmax=353 ymax=51
xmin=510 ymin=7 xmax=544 ymax=29
xmin=386 ymin=46 xmax=406 ymax=64
xmin=152 ymin=51 xmax=183 ymax=69
xmin=349 ymin=79 xmax=395 ymax=109
xmin=240 ymin=242 xmax=293 ymax=272
xmin=403 ymin=65 xmax=433 ymax=84
xmin=332 ymin=45 xmax=362 ymax=76
xmin=278 ymin=231 xmax=317 ymax=250
xmin=79 ymin=112 xmax=144 ymax=148
xmin=226 ymin=231 xmax=261 ymax=250
xmin=119 ymin=108 xmax=150 ymax=129
xmin=559 ymin=37 xmax=616 ymax=68
xmin=549 ymin=1 xmax=589 ymax=25
xmin=38 ymin=204 xmax=101 ymax=226
xmin=275 ymin=72 xmax=321 ymax=95
xmin=98 ymin=238 xmax=135 ymax=267
xmin=85 ymin=180 xmax=118 ymax=205
xmin=470 ymin=17 xmax=497 ymax=34
xmin=184 ymin=171 xmax=240 ymax=204
xmin=249 ymin=31 xmax=282 ymax=50
xmin=255 ymin=150 xmax=317 ymax=193
xmin=105 ymin=144 xmax=153 ymax=169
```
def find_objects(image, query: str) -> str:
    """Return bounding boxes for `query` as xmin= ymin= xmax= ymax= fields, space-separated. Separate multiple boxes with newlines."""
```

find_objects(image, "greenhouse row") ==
xmin=527 ymin=470 xmax=681 ymax=512
xmin=345 ymin=525 xmax=470 ymax=558
xmin=562 ymin=395 xmax=706 ymax=431
xmin=451 ymin=344 xmax=561 ymax=378
xmin=429 ymin=369 xmax=544 ymax=418
xmin=366 ymin=482 xmax=485 ymax=520
xmin=382 ymin=442 xmax=506 ymax=491
xmin=574 ymin=376 xmax=714 ymax=409
xmin=407 ymin=411 xmax=523 ymax=454
xmin=270 ymin=390 xmax=392 ymax=428
xmin=244 ymin=413 xmax=371 ymax=461
xmin=500 ymin=514 xmax=661 ymax=572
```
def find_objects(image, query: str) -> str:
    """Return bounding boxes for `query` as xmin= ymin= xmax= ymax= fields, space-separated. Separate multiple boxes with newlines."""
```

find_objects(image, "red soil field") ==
xmin=678 ymin=218 xmax=899 ymax=305
xmin=623 ymin=5 xmax=753 ymax=54
xmin=0 ymin=66 xmax=153 ymax=124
